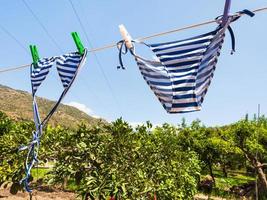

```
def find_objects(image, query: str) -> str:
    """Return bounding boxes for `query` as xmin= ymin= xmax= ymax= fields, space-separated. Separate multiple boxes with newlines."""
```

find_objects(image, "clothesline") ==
xmin=81 ymin=6 xmax=267 ymax=52
xmin=0 ymin=64 xmax=31 ymax=73
xmin=0 ymin=6 xmax=266 ymax=74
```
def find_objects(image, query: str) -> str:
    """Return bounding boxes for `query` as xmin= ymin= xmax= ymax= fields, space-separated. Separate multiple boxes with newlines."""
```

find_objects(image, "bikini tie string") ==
xmin=216 ymin=9 xmax=255 ymax=55
xmin=116 ymin=40 xmax=135 ymax=70
xmin=19 ymin=128 xmax=41 ymax=193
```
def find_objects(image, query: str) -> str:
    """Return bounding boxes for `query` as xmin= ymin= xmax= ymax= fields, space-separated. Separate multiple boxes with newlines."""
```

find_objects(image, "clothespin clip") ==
xmin=119 ymin=24 xmax=133 ymax=49
xmin=71 ymin=32 xmax=85 ymax=55
xmin=29 ymin=45 xmax=40 ymax=68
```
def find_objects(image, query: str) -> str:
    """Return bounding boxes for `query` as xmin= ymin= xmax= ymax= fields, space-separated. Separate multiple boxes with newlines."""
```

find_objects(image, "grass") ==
xmin=199 ymin=169 xmax=256 ymax=199
xmin=31 ymin=167 xmax=78 ymax=191
xmin=214 ymin=170 xmax=255 ymax=191
xmin=66 ymin=179 xmax=79 ymax=191
xmin=31 ymin=167 xmax=51 ymax=180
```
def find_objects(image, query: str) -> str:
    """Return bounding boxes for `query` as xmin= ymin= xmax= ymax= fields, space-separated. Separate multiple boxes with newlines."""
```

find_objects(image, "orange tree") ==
xmin=176 ymin=120 xmax=244 ymax=184
xmin=48 ymin=119 xmax=201 ymax=199
xmin=0 ymin=112 xmax=34 ymax=194
xmin=221 ymin=117 xmax=267 ymax=197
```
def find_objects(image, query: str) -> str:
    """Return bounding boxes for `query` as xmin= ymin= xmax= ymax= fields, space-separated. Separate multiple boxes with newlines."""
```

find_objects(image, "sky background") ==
xmin=0 ymin=0 xmax=267 ymax=126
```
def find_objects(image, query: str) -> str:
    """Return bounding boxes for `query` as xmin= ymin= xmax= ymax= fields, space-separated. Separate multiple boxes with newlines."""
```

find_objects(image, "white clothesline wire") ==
xmin=0 ymin=6 xmax=266 ymax=74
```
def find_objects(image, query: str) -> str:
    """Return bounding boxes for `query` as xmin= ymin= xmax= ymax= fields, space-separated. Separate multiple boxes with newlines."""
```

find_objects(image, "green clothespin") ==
xmin=71 ymin=32 xmax=85 ymax=55
xmin=29 ymin=45 xmax=40 ymax=68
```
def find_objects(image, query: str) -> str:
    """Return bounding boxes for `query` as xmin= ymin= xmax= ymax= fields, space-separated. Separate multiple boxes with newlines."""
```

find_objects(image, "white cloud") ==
xmin=91 ymin=114 xmax=101 ymax=119
xmin=65 ymin=102 xmax=100 ymax=118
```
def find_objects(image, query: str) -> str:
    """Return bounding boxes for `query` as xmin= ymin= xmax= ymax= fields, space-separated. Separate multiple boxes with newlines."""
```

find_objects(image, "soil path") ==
xmin=1 ymin=189 xmax=232 ymax=200
xmin=0 ymin=188 xmax=76 ymax=200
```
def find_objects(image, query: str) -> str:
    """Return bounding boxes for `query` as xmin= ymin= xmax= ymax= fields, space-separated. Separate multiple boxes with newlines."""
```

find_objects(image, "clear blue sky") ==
xmin=0 ymin=0 xmax=267 ymax=126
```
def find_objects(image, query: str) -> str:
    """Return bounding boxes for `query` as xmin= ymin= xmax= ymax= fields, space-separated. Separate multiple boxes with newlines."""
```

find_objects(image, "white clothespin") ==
xmin=119 ymin=24 xmax=133 ymax=49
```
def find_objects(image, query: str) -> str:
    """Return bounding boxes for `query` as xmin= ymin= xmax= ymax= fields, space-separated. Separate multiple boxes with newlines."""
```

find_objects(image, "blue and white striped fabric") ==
xmin=135 ymin=23 xmax=229 ymax=113
xmin=31 ymin=52 xmax=83 ymax=93
xmin=31 ymin=57 xmax=55 ymax=95
xmin=56 ymin=52 xmax=82 ymax=89
xmin=23 ymin=50 xmax=86 ymax=192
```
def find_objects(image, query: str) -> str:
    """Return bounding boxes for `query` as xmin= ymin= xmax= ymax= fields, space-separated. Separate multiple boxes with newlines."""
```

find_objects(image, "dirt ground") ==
xmin=194 ymin=194 xmax=228 ymax=200
xmin=0 ymin=191 xmax=229 ymax=200
xmin=0 ymin=188 xmax=234 ymax=200
xmin=0 ymin=188 xmax=76 ymax=200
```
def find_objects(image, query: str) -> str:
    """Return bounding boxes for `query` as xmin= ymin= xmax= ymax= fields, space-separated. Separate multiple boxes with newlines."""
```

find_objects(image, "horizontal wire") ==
xmin=89 ymin=6 xmax=267 ymax=52
xmin=86 ymin=19 xmax=218 ymax=53
xmin=0 ymin=6 xmax=267 ymax=73
xmin=0 ymin=64 xmax=31 ymax=73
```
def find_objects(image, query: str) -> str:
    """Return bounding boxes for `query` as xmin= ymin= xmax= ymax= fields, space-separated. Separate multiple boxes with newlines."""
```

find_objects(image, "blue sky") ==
xmin=0 ymin=0 xmax=267 ymax=126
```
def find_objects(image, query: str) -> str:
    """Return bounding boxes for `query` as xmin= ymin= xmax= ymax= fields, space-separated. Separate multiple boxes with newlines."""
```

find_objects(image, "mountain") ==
xmin=0 ymin=84 xmax=103 ymax=128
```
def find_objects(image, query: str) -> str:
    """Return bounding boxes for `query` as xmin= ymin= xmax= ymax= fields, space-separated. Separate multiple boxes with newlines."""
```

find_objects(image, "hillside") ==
xmin=0 ymin=84 xmax=103 ymax=128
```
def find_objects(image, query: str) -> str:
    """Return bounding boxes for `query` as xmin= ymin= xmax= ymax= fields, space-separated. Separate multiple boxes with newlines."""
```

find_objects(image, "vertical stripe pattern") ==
xmin=135 ymin=25 xmax=227 ymax=113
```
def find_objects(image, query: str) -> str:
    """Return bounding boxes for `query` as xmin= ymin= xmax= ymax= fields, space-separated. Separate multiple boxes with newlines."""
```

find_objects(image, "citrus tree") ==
xmin=0 ymin=112 xmax=34 ymax=194
xmin=221 ymin=117 xmax=267 ymax=197
xmin=49 ymin=119 xmax=201 ymax=199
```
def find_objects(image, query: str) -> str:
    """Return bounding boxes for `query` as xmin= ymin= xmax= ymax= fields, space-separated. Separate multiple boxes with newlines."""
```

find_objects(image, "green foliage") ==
xmin=0 ymin=112 xmax=34 ymax=193
xmin=221 ymin=117 xmax=267 ymax=197
xmin=177 ymin=120 xmax=231 ymax=181
xmin=48 ymin=119 xmax=201 ymax=199
xmin=1 ymin=110 xmax=267 ymax=199
xmin=0 ymin=112 xmax=12 ymax=136
xmin=223 ymin=117 xmax=267 ymax=164
xmin=174 ymin=118 xmax=267 ymax=198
